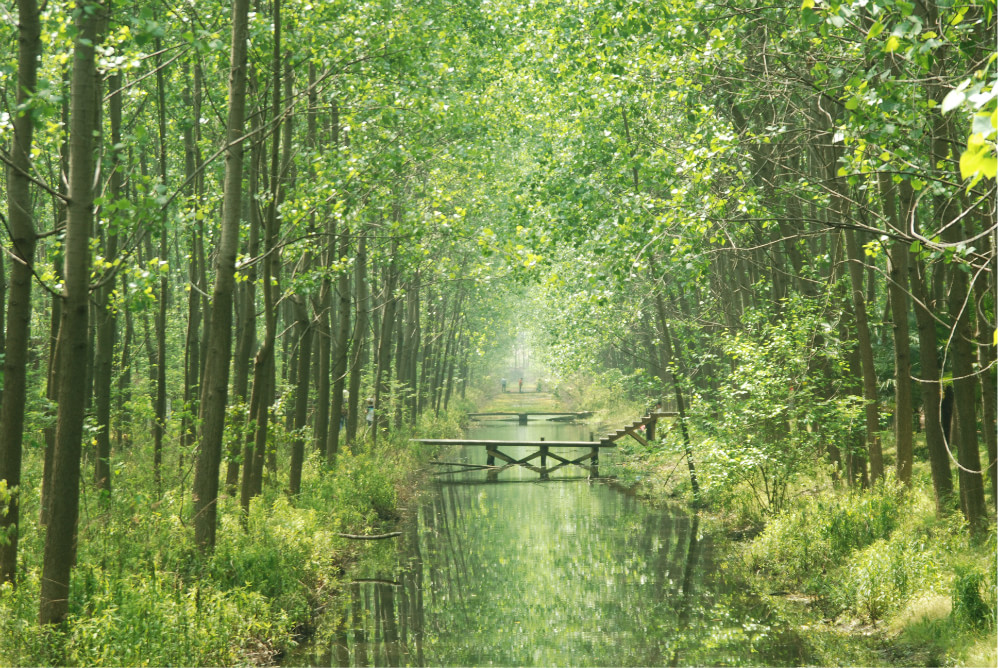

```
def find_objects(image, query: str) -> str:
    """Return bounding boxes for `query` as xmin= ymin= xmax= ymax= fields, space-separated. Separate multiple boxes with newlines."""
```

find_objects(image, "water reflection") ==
xmin=299 ymin=421 xmax=806 ymax=667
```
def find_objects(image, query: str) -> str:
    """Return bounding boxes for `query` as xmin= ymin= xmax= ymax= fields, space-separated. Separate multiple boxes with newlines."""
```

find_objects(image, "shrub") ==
xmin=746 ymin=482 xmax=904 ymax=591
xmin=952 ymin=565 xmax=994 ymax=631
xmin=836 ymin=533 xmax=939 ymax=622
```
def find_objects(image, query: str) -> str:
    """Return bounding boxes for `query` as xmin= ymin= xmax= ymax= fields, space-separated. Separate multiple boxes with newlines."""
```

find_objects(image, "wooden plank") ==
xmin=513 ymin=450 xmax=544 ymax=465
xmin=485 ymin=448 xmax=518 ymax=465
xmin=413 ymin=439 xmax=613 ymax=448
xmin=467 ymin=411 xmax=593 ymax=419
xmin=625 ymin=427 xmax=649 ymax=447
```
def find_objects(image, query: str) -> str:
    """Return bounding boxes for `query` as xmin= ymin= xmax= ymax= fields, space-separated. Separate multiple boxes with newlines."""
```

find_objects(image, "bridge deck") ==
xmin=414 ymin=438 xmax=612 ymax=447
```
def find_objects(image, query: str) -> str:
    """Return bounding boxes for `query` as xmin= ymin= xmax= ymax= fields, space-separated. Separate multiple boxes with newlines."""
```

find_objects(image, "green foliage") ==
xmin=697 ymin=297 xmax=862 ymax=514
xmin=0 ymin=418 xmax=446 ymax=665
xmin=837 ymin=533 xmax=940 ymax=622
xmin=952 ymin=564 xmax=995 ymax=631
xmin=747 ymin=482 xmax=906 ymax=591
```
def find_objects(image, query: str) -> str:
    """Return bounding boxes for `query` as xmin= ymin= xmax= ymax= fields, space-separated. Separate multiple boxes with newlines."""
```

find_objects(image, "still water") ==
xmin=299 ymin=419 xmax=807 ymax=666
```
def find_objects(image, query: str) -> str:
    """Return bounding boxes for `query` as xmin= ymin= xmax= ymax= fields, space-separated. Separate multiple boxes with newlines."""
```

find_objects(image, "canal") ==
xmin=297 ymin=416 xmax=809 ymax=666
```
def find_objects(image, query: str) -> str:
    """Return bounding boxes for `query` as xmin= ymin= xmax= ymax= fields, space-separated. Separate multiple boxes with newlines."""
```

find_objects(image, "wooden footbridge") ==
xmin=416 ymin=411 xmax=677 ymax=478
xmin=467 ymin=411 xmax=592 ymax=425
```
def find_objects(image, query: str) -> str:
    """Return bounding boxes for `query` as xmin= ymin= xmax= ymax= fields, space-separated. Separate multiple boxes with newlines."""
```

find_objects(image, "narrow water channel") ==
xmin=297 ymin=418 xmax=810 ymax=666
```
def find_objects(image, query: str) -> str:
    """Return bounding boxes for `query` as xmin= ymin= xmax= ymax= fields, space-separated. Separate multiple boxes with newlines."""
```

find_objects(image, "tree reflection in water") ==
xmin=302 ymin=474 xmax=806 ymax=667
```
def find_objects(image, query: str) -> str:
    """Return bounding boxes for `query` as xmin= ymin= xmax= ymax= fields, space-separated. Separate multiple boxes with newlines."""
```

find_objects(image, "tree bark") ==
xmin=0 ymin=0 xmax=41 ymax=585
xmin=347 ymin=234 xmax=369 ymax=445
xmin=880 ymin=176 xmax=914 ymax=485
xmin=843 ymin=228 xmax=884 ymax=484
xmin=193 ymin=0 xmax=251 ymax=552
xmin=289 ymin=297 xmax=313 ymax=495
xmin=327 ymin=229 xmax=350 ymax=463
xmin=39 ymin=0 xmax=102 ymax=623
xmin=153 ymin=36 xmax=170 ymax=484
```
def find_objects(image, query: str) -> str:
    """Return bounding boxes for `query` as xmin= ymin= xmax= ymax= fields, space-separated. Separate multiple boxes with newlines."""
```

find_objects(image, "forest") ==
xmin=0 ymin=0 xmax=995 ymax=664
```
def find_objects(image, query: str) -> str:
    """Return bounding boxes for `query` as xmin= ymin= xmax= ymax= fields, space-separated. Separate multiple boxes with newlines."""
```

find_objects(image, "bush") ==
xmin=836 ymin=533 xmax=939 ymax=622
xmin=952 ymin=565 xmax=994 ymax=631
xmin=746 ymin=482 xmax=905 ymax=591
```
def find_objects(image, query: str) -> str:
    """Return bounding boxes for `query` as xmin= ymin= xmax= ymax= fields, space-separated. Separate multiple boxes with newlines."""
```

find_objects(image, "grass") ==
xmin=0 ymin=404 xmax=455 ymax=666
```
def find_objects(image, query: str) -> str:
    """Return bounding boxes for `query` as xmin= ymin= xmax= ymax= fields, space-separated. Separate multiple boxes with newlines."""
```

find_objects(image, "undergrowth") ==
xmin=0 ymin=409 xmax=450 ymax=666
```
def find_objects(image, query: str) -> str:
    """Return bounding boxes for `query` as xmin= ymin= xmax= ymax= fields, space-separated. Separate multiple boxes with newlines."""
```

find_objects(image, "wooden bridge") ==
xmin=417 ymin=410 xmax=677 ymax=478
xmin=467 ymin=411 xmax=592 ymax=425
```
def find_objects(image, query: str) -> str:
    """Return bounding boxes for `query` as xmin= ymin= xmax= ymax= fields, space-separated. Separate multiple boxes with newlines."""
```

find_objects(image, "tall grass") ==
xmin=0 ymin=410 xmax=446 ymax=666
xmin=744 ymin=477 xmax=996 ymax=665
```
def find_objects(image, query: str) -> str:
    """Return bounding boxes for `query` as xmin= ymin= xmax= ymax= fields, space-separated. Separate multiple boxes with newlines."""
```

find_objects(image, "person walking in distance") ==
xmin=518 ymin=377 xmax=523 ymax=393
xmin=501 ymin=377 xmax=507 ymax=393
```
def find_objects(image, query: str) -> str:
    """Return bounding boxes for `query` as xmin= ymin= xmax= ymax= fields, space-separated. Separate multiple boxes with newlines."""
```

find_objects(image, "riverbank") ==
xmin=0 ymin=407 xmax=463 ymax=666
xmin=603 ymin=412 xmax=997 ymax=667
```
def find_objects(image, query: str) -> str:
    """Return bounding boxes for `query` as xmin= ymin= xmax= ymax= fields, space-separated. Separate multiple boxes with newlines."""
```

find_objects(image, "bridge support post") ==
xmin=540 ymin=439 xmax=548 ymax=468
xmin=518 ymin=413 xmax=527 ymax=425
xmin=647 ymin=417 xmax=657 ymax=441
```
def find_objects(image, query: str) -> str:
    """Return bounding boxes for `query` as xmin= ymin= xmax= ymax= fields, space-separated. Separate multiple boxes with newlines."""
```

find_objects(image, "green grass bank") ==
xmin=562 ymin=370 xmax=998 ymax=667
xmin=0 ymin=405 xmax=465 ymax=666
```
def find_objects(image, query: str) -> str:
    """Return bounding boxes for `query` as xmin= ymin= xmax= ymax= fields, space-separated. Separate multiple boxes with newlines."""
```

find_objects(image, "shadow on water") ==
xmin=294 ymin=420 xmax=809 ymax=667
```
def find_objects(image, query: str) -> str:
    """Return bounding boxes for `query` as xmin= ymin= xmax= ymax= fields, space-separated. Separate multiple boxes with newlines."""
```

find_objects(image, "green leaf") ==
xmin=884 ymin=35 xmax=900 ymax=52
xmin=941 ymin=89 xmax=967 ymax=114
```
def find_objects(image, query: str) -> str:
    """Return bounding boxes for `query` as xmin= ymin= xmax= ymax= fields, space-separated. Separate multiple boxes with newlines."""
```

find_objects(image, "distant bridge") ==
xmin=417 ymin=410 xmax=677 ymax=478
xmin=466 ymin=411 xmax=592 ymax=425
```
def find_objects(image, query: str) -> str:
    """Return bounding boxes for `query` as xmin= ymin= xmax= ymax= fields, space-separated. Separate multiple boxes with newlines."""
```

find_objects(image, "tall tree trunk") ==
xmin=182 ymin=64 xmax=205 ymax=460
xmin=289 ymin=298 xmax=312 ymax=495
xmin=944 ymin=217 xmax=986 ymax=531
xmin=152 ymin=36 xmax=170 ymax=484
xmin=347 ymin=233 xmax=369 ymax=445
xmin=881 ymin=176 xmax=914 ymax=485
xmin=39 ymin=0 xmax=102 ymax=623
xmin=0 ymin=0 xmax=42 ymax=585
xmin=910 ymin=252 xmax=955 ymax=511
xmin=373 ymin=242 xmax=399 ymax=439
xmin=93 ymin=68 xmax=121 ymax=494
xmin=843 ymin=228 xmax=884 ymax=483
xmin=973 ymin=231 xmax=997 ymax=505
xmin=251 ymin=0 xmax=286 ymax=483
xmin=328 ymin=229 xmax=350 ymax=463
xmin=229 ymin=87 xmax=263 ymax=492
xmin=193 ymin=0 xmax=251 ymax=552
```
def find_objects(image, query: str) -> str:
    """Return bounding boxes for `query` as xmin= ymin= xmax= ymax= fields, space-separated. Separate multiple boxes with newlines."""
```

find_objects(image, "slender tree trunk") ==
xmin=328 ymin=230 xmax=350 ymax=463
xmin=289 ymin=296 xmax=313 ymax=495
xmin=347 ymin=234 xmax=369 ymax=445
xmin=152 ymin=37 xmax=170 ymax=484
xmin=408 ymin=275 xmax=421 ymax=426
xmin=193 ymin=0 xmax=251 ymax=552
xmin=0 ymin=0 xmax=42 ymax=585
xmin=910 ymin=252 xmax=955 ymax=511
xmin=39 ymin=0 xmax=102 ymax=623
xmin=881 ymin=176 xmax=914 ymax=485
xmin=93 ymin=68 xmax=121 ymax=494
xmin=374 ymin=243 xmax=399 ymax=439
xmin=944 ymin=217 xmax=986 ymax=531
xmin=843 ymin=229 xmax=884 ymax=483
xmin=182 ymin=64 xmax=204 ymax=459
xmin=973 ymin=231 xmax=997 ymax=505
xmin=229 ymin=90 xmax=263 ymax=492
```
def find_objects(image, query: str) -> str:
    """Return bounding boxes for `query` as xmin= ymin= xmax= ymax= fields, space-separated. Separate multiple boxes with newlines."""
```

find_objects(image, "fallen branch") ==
xmin=336 ymin=531 xmax=402 ymax=540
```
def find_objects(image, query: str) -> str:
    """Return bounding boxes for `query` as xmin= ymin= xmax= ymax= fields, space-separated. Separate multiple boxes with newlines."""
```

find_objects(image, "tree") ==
xmin=192 ymin=0 xmax=252 ymax=552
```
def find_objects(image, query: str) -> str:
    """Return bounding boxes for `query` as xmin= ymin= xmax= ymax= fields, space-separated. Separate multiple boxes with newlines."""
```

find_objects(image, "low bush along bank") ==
xmin=604 ymin=400 xmax=996 ymax=666
xmin=743 ymin=480 xmax=996 ymax=666
xmin=0 ymin=411 xmax=458 ymax=666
